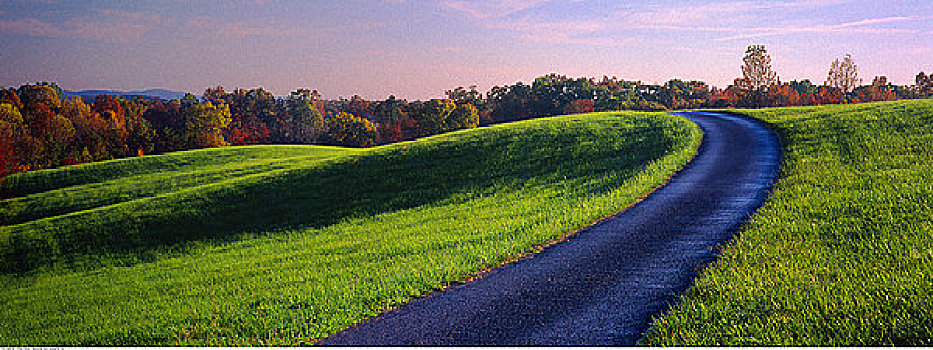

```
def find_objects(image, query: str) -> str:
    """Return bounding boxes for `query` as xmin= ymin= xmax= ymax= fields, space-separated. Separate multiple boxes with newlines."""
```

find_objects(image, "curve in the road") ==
xmin=319 ymin=112 xmax=782 ymax=346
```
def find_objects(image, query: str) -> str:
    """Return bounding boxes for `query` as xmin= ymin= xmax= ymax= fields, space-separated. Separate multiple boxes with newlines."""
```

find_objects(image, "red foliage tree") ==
xmin=564 ymin=99 xmax=596 ymax=114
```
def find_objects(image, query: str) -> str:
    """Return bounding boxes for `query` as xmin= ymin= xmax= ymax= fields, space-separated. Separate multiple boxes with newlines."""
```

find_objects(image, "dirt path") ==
xmin=319 ymin=112 xmax=781 ymax=345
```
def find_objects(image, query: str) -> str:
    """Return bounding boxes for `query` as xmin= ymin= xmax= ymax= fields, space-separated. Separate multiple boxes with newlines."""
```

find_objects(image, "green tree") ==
xmin=285 ymin=89 xmax=326 ymax=143
xmin=445 ymin=86 xmax=484 ymax=110
xmin=372 ymin=95 xmax=408 ymax=124
xmin=410 ymin=99 xmax=456 ymax=136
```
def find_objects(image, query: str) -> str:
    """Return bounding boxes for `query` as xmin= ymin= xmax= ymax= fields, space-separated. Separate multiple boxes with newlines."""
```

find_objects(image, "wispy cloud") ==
xmin=443 ymin=0 xmax=552 ymax=19
xmin=0 ymin=13 xmax=156 ymax=43
xmin=186 ymin=16 xmax=302 ymax=39
xmin=0 ymin=18 xmax=63 ymax=37
xmin=97 ymin=9 xmax=163 ymax=25
xmin=637 ymin=0 xmax=854 ymax=25
xmin=481 ymin=15 xmax=635 ymax=47
xmin=443 ymin=0 xmax=918 ymax=48
xmin=0 ymin=8 xmax=311 ymax=42
xmin=715 ymin=16 xmax=919 ymax=41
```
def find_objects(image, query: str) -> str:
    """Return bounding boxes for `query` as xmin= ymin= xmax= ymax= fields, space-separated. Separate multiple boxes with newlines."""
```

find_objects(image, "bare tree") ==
xmin=825 ymin=54 xmax=862 ymax=93
xmin=740 ymin=45 xmax=779 ymax=90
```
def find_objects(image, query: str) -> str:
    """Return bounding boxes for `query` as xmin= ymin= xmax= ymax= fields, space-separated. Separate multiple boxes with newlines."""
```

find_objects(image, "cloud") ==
xmin=186 ymin=16 xmax=301 ymax=39
xmin=897 ymin=46 xmax=933 ymax=55
xmin=63 ymin=17 xmax=153 ymax=42
xmin=97 ymin=9 xmax=163 ymax=25
xmin=621 ymin=0 xmax=852 ymax=28
xmin=0 ymin=15 xmax=154 ymax=43
xmin=0 ymin=18 xmax=63 ymax=37
xmin=714 ymin=16 xmax=919 ymax=41
xmin=443 ymin=0 xmax=917 ymax=48
xmin=0 ymin=7 xmax=308 ymax=42
xmin=443 ymin=0 xmax=552 ymax=19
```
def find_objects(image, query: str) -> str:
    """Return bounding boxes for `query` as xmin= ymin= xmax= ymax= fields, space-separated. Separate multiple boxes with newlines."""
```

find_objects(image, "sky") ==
xmin=0 ymin=0 xmax=930 ymax=100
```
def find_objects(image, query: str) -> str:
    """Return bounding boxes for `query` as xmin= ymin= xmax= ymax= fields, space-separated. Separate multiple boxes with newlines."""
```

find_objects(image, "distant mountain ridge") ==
xmin=65 ymin=88 xmax=190 ymax=101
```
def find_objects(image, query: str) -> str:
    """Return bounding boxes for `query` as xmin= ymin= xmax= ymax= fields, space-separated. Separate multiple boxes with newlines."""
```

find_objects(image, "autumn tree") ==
xmin=144 ymin=100 xmax=188 ymax=152
xmin=768 ymin=83 xmax=801 ymax=107
xmin=342 ymin=95 xmax=372 ymax=121
xmin=284 ymin=89 xmax=325 ymax=143
xmin=447 ymin=103 xmax=480 ymax=130
xmin=60 ymin=96 xmax=103 ymax=163
xmin=0 ymin=103 xmax=31 ymax=176
xmin=121 ymin=97 xmax=155 ymax=156
xmin=17 ymin=83 xmax=62 ymax=112
xmin=409 ymin=99 xmax=456 ymax=136
xmin=917 ymin=72 xmax=932 ymax=96
xmin=325 ymin=112 xmax=377 ymax=147
xmin=564 ymin=99 xmax=595 ymax=114
xmin=181 ymin=94 xmax=231 ymax=149
xmin=825 ymin=54 xmax=861 ymax=93
xmin=740 ymin=45 xmax=779 ymax=90
xmin=371 ymin=96 xmax=408 ymax=124
xmin=814 ymin=85 xmax=845 ymax=105
xmin=204 ymin=87 xmax=278 ymax=144
xmin=788 ymin=80 xmax=817 ymax=105
xmin=372 ymin=96 xmax=416 ymax=143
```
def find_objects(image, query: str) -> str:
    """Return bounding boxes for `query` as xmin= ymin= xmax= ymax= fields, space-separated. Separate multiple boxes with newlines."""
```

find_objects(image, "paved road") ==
xmin=319 ymin=112 xmax=782 ymax=346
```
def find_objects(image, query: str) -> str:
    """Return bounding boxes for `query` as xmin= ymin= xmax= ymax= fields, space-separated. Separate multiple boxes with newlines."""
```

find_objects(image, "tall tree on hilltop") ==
xmin=285 ymin=89 xmax=326 ymax=143
xmin=446 ymin=85 xmax=484 ymax=111
xmin=825 ymin=54 xmax=861 ymax=93
xmin=740 ymin=45 xmax=779 ymax=90
xmin=917 ymin=72 xmax=932 ymax=96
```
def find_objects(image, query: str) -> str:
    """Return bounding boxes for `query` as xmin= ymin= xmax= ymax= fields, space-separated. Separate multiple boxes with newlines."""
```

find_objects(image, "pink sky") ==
xmin=1 ymin=0 xmax=930 ymax=100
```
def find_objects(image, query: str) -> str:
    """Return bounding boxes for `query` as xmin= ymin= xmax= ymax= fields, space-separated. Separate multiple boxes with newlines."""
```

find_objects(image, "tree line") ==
xmin=1 ymin=45 xmax=931 ymax=178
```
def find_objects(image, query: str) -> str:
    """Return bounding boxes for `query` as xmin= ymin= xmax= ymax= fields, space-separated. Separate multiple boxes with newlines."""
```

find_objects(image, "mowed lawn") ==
xmin=646 ymin=99 xmax=933 ymax=345
xmin=0 ymin=111 xmax=700 ymax=345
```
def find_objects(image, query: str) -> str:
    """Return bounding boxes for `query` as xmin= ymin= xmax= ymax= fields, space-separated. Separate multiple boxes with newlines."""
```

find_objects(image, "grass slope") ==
xmin=0 ymin=111 xmax=700 ymax=345
xmin=645 ymin=99 xmax=933 ymax=345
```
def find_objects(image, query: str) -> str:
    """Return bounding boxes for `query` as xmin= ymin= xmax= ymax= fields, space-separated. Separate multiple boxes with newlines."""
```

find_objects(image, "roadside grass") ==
xmin=644 ymin=99 xmax=933 ymax=345
xmin=0 ymin=111 xmax=700 ymax=345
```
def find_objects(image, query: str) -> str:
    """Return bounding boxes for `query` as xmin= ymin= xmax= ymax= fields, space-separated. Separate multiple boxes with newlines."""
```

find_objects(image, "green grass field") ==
xmin=0 ymin=111 xmax=700 ymax=345
xmin=645 ymin=99 xmax=933 ymax=345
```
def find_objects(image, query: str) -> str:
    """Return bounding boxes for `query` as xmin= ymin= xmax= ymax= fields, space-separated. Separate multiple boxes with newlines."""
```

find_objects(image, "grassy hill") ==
xmin=0 ymin=111 xmax=700 ymax=345
xmin=645 ymin=99 xmax=933 ymax=345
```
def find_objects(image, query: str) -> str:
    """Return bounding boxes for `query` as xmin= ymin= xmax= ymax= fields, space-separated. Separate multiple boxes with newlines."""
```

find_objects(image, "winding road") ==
xmin=319 ymin=112 xmax=782 ymax=346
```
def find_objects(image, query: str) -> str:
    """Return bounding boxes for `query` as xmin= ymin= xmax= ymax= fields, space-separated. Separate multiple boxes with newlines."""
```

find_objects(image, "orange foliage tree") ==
xmin=326 ymin=112 xmax=377 ymax=147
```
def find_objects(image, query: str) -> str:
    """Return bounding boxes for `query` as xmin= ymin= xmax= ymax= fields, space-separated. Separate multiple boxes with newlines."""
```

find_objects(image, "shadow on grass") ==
xmin=0 ymin=118 xmax=674 ymax=275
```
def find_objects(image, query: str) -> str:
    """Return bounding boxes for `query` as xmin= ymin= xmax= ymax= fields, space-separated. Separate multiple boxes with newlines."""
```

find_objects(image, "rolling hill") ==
xmin=0 ymin=111 xmax=700 ymax=345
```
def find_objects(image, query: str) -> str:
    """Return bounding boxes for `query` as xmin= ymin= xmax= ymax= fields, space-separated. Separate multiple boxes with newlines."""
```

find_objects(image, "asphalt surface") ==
xmin=319 ymin=112 xmax=782 ymax=346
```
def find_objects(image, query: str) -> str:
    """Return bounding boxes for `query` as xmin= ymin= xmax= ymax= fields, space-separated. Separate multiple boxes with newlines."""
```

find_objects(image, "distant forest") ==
xmin=2 ymin=45 xmax=932 ymax=179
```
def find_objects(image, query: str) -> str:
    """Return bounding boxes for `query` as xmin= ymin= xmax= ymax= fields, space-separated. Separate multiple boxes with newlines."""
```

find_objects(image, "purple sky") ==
xmin=1 ymin=0 xmax=930 ymax=100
